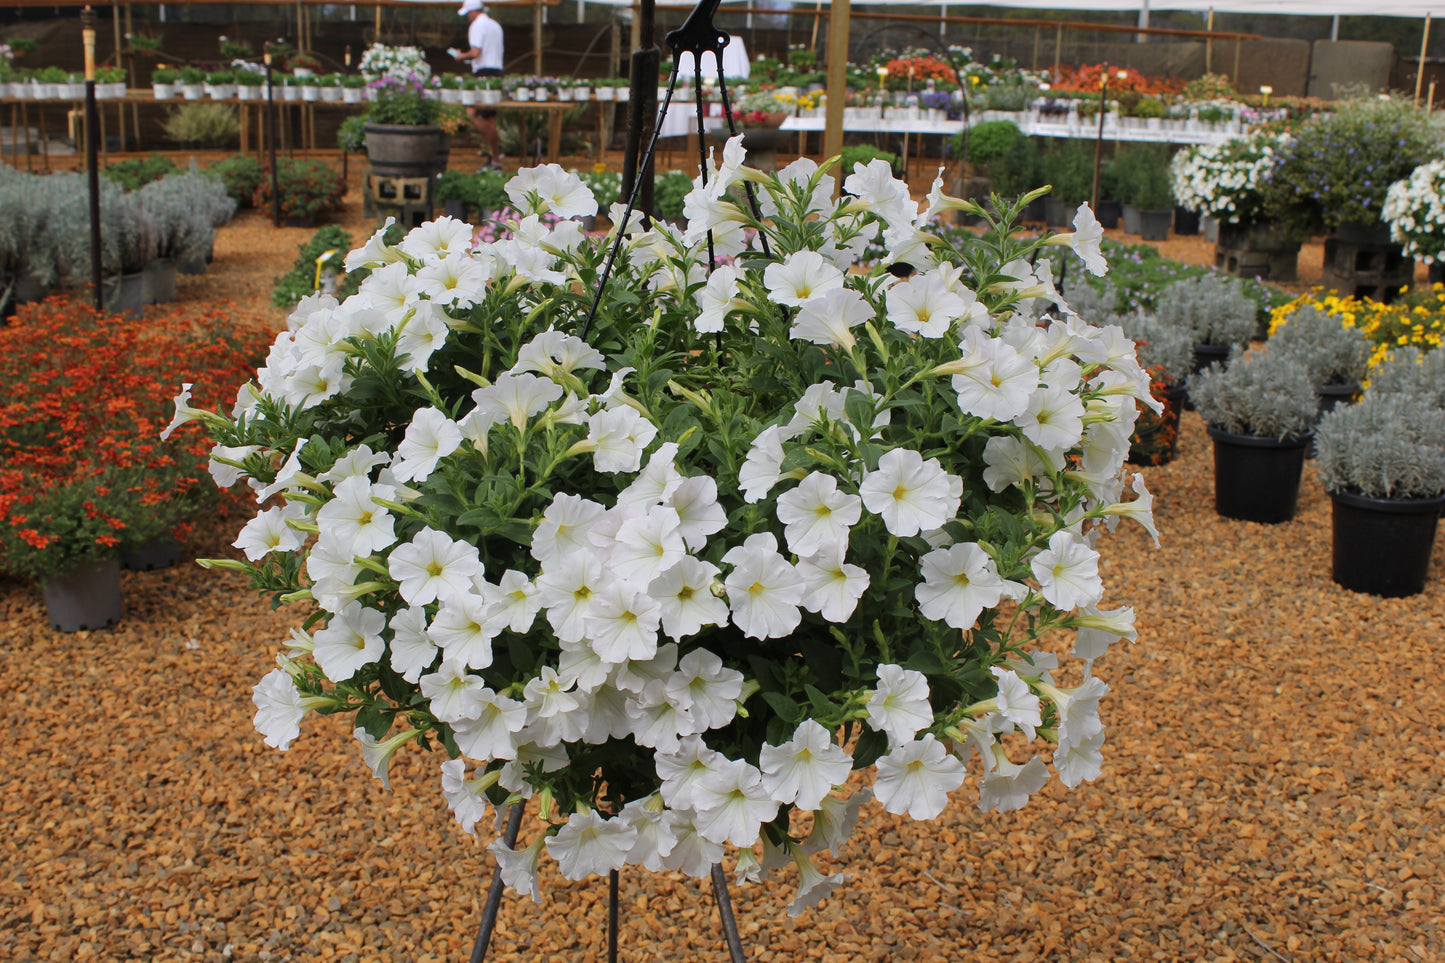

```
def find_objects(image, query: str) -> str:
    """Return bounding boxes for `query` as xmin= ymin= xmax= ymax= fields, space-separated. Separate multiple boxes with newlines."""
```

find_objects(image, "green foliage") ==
xmin=366 ymin=79 xmax=442 ymax=126
xmin=162 ymin=103 xmax=240 ymax=148
xmin=653 ymin=170 xmax=693 ymax=220
xmin=952 ymin=121 xmax=1037 ymax=199
xmin=1190 ymin=350 xmax=1317 ymax=438
xmin=251 ymin=158 xmax=347 ymax=222
xmin=1263 ymin=96 xmax=1441 ymax=234
xmin=102 ymin=153 xmax=178 ymax=191
xmin=434 ymin=168 xmax=512 ymax=214
xmin=206 ymin=154 xmax=265 ymax=208
xmin=337 ymin=114 xmax=368 ymax=153
xmin=151 ymin=67 xmax=178 ymax=84
xmin=1038 ymin=140 xmax=1094 ymax=206
xmin=982 ymin=83 xmax=1034 ymax=112
xmin=840 ymin=145 xmax=899 ymax=177
xmin=1111 ymin=144 xmax=1174 ymax=211
xmin=271 ymin=225 xmax=356 ymax=308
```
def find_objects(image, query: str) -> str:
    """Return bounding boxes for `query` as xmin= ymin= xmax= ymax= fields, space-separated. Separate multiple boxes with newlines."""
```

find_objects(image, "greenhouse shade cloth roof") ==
xmin=566 ymin=0 xmax=1445 ymax=17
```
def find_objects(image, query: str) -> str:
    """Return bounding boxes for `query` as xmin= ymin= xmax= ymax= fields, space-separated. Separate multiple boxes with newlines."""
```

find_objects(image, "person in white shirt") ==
xmin=452 ymin=0 xmax=505 ymax=165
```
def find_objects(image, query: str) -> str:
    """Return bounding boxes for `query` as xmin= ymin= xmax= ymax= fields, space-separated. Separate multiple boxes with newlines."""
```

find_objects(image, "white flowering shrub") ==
xmin=1170 ymin=132 xmax=1287 ymax=225
xmin=357 ymin=42 xmax=432 ymax=84
xmin=172 ymin=143 xmax=1159 ymax=914
xmin=1384 ymin=159 xmax=1445 ymax=264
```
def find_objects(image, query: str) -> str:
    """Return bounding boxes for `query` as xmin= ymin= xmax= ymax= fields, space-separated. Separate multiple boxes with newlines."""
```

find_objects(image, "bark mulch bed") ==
xmin=2 ymin=187 xmax=1443 ymax=963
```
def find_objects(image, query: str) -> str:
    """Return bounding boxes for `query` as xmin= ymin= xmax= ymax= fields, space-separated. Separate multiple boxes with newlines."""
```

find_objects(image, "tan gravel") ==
xmin=2 ymin=158 xmax=1442 ymax=963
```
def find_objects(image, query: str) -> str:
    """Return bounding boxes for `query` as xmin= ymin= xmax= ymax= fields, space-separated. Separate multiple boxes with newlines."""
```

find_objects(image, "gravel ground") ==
xmin=2 ymin=163 xmax=1442 ymax=963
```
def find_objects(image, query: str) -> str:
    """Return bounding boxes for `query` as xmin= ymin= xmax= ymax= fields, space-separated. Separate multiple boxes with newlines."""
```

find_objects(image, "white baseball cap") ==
xmin=458 ymin=0 xmax=483 ymax=14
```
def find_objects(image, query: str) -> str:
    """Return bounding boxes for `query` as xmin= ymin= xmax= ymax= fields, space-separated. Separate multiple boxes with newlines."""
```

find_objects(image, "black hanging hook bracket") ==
xmin=664 ymin=0 xmax=728 ymax=61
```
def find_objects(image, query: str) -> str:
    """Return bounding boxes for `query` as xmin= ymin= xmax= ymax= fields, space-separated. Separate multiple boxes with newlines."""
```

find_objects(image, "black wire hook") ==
xmin=580 ymin=0 xmax=774 ymax=339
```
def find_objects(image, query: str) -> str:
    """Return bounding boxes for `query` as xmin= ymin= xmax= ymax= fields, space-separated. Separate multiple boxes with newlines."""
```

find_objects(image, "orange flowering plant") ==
xmin=0 ymin=297 xmax=271 ymax=581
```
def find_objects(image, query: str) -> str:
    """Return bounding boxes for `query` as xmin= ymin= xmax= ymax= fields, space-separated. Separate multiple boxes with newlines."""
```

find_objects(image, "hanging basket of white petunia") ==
xmin=1384 ymin=159 xmax=1445 ymax=265
xmin=169 ymin=141 xmax=1156 ymax=919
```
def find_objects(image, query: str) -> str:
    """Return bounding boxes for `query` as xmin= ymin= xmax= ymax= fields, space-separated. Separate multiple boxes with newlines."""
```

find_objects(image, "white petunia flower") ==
xmin=649 ymin=556 xmax=729 ymax=641
xmin=655 ymin=735 xmax=724 ymax=810
xmin=252 ymin=668 xmax=310 ymax=750
xmin=316 ymin=476 xmax=397 ymax=557
xmin=886 ymin=272 xmax=968 ymax=338
xmin=584 ymin=581 xmax=662 ymax=664
xmin=1030 ymin=530 xmax=1104 ymax=610
xmin=587 ymin=405 xmax=658 ymax=473
xmin=392 ymin=406 xmax=463 ymax=483
xmin=763 ymin=250 xmax=846 ymax=307
xmin=419 ymin=660 xmax=488 ymax=723
xmin=738 ymin=425 xmax=787 ymax=503
xmin=789 ymin=287 xmax=873 ymax=350
xmin=388 ymin=606 xmax=437 ymax=682
xmin=692 ymin=757 xmax=780 ymax=846
xmin=858 ymin=448 xmax=962 ymax=538
xmin=795 ymin=548 xmax=870 ymax=623
xmin=760 ymin=719 xmax=853 ymax=810
xmin=915 ymin=542 xmax=1022 ymax=629
xmin=722 ymin=532 xmax=806 ymax=640
xmin=990 ymin=666 xmax=1042 ymax=739
xmin=312 ymin=601 xmax=387 ymax=682
xmin=451 ymin=688 xmax=528 ymax=761
xmin=775 ymin=471 xmax=862 ymax=559
xmin=490 ymin=835 xmax=547 ymax=903
xmin=387 ymin=527 xmax=483 ymax=606
xmin=872 ymin=734 xmax=966 ymax=820
xmin=546 ymin=810 xmax=637 ymax=880
xmin=232 ymin=502 xmax=309 ymax=561
xmin=429 ymin=591 xmax=500 ymax=670
xmin=865 ymin=664 xmax=933 ymax=747
xmin=977 ymin=749 xmax=1050 ymax=813
xmin=399 ymin=216 xmax=475 ymax=260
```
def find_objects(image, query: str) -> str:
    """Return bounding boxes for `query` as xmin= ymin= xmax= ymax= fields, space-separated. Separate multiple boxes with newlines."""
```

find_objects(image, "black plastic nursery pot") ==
xmin=1136 ymin=209 xmax=1172 ymax=242
xmin=1207 ymin=426 xmax=1311 ymax=524
xmin=1173 ymin=206 xmax=1201 ymax=236
xmin=1329 ymin=489 xmax=1445 ymax=597
xmin=1095 ymin=199 xmax=1121 ymax=229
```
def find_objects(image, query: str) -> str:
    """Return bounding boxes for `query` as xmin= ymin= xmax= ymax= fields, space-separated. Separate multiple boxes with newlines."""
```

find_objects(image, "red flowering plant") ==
xmin=1053 ymin=64 xmax=1184 ymax=98
xmin=879 ymin=54 xmax=956 ymax=90
xmin=1127 ymin=366 xmax=1181 ymax=467
xmin=251 ymin=158 xmax=348 ymax=222
xmin=0 ymin=297 xmax=271 ymax=582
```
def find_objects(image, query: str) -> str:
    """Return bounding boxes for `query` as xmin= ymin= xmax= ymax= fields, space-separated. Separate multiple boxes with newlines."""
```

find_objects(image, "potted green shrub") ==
xmin=177 ymin=65 xmax=206 ymax=100
xmin=1314 ymin=388 xmax=1445 ymax=597
xmin=1114 ymin=145 xmax=1174 ymax=240
xmin=317 ymin=73 xmax=343 ymax=103
xmin=1038 ymin=140 xmax=1093 ymax=228
xmin=1264 ymin=96 xmax=1436 ymax=244
xmin=0 ymin=177 xmax=62 ymax=309
xmin=235 ymin=67 xmax=265 ymax=101
xmin=341 ymin=73 xmax=367 ymax=104
xmin=151 ymin=66 xmax=177 ymax=100
xmin=206 ymin=69 xmax=236 ymax=100
xmin=950 ymin=120 xmax=1037 ymax=219
xmin=1191 ymin=350 xmax=1318 ymax=523
xmin=250 ymin=157 xmax=347 ymax=226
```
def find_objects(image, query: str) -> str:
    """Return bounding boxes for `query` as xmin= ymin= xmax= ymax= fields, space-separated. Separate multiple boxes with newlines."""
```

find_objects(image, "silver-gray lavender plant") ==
xmin=1190 ymin=349 xmax=1317 ymax=438
xmin=1155 ymin=273 xmax=1257 ymax=348
xmin=1315 ymin=393 xmax=1445 ymax=499
xmin=1267 ymin=305 xmax=1371 ymax=387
